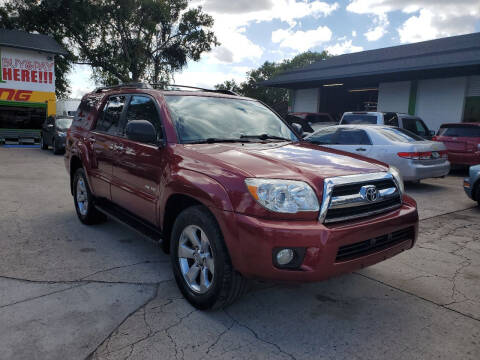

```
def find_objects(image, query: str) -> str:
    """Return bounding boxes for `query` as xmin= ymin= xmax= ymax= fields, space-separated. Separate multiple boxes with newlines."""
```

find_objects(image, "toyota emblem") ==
xmin=360 ymin=185 xmax=379 ymax=202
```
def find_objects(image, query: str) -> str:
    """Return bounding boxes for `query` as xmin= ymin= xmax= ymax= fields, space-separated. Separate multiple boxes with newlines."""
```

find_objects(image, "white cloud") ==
xmin=364 ymin=13 xmax=389 ymax=41
xmin=192 ymin=1 xmax=339 ymax=63
xmin=326 ymin=40 xmax=364 ymax=55
xmin=272 ymin=26 xmax=333 ymax=52
xmin=174 ymin=68 xmax=248 ymax=89
xmin=347 ymin=0 xmax=480 ymax=43
xmin=352 ymin=30 xmax=357 ymax=37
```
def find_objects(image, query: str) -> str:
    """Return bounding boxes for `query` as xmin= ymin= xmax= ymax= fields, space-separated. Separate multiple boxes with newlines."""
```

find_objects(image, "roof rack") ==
xmin=151 ymin=83 xmax=240 ymax=96
xmin=93 ymin=82 xmax=152 ymax=93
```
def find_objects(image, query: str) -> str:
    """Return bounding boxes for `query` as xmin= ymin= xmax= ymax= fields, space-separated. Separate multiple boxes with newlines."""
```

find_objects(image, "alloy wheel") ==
xmin=178 ymin=225 xmax=215 ymax=294
xmin=76 ymin=178 xmax=89 ymax=216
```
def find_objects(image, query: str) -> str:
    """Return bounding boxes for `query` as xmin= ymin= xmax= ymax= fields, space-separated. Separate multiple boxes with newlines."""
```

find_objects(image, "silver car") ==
xmin=305 ymin=125 xmax=450 ymax=181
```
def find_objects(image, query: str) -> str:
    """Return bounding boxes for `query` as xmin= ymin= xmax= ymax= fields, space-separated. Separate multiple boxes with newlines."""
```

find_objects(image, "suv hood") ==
xmin=179 ymin=142 xmax=387 ymax=181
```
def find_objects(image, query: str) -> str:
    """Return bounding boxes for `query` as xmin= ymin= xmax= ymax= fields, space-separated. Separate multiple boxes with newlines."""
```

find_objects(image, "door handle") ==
xmin=114 ymin=144 xmax=125 ymax=152
xmin=356 ymin=147 xmax=367 ymax=151
xmin=86 ymin=137 xmax=96 ymax=144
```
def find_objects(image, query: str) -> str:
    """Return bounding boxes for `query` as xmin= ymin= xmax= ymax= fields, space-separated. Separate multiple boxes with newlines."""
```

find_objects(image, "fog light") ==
xmin=276 ymin=248 xmax=294 ymax=265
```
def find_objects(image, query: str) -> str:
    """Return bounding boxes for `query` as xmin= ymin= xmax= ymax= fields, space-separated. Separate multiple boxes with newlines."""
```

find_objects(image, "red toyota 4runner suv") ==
xmin=65 ymin=83 xmax=418 ymax=309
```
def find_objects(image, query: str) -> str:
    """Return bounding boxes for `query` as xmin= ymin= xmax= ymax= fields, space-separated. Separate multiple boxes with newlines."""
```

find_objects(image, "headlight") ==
xmin=245 ymin=178 xmax=319 ymax=213
xmin=389 ymin=166 xmax=404 ymax=195
xmin=57 ymin=131 xmax=66 ymax=137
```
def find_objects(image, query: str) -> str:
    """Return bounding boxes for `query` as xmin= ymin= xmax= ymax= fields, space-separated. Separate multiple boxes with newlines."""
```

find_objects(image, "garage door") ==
xmin=293 ymin=88 xmax=318 ymax=113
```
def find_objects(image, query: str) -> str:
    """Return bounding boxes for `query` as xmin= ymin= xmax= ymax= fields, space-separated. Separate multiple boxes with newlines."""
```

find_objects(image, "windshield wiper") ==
xmin=185 ymin=138 xmax=248 ymax=144
xmin=240 ymin=134 xmax=292 ymax=141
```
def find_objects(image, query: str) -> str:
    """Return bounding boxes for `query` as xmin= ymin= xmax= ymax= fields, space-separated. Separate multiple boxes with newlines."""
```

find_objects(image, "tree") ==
xmin=216 ymin=51 xmax=330 ymax=117
xmin=1 ymin=0 xmax=218 ymax=95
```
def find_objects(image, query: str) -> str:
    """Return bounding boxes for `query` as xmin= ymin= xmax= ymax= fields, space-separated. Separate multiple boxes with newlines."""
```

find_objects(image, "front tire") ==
xmin=52 ymin=138 xmax=62 ymax=155
xmin=40 ymin=135 xmax=48 ymax=150
xmin=73 ymin=168 xmax=106 ymax=225
xmin=171 ymin=205 xmax=249 ymax=309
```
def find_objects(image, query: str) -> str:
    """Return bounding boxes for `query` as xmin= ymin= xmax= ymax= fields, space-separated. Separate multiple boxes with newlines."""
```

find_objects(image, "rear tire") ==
xmin=475 ymin=184 xmax=480 ymax=207
xmin=52 ymin=138 xmax=62 ymax=155
xmin=171 ymin=205 xmax=249 ymax=309
xmin=40 ymin=135 xmax=48 ymax=150
xmin=73 ymin=168 xmax=106 ymax=225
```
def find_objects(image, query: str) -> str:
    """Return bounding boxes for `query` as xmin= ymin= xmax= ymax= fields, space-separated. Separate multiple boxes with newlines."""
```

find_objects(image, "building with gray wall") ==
xmin=262 ymin=32 xmax=480 ymax=131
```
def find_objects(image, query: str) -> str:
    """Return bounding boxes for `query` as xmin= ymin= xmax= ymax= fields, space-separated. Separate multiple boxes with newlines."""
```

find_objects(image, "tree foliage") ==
xmin=216 ymin=51 xmax=330 ymax=117
xmin=0 ymin=0 xmax=218 ymax=96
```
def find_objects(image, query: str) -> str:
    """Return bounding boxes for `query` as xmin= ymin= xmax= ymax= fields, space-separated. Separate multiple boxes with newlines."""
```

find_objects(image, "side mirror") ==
xmin=291 ymin=122 xmax=305 ymax=138
xmin=126 ymin=120 xmax=157 ymax=144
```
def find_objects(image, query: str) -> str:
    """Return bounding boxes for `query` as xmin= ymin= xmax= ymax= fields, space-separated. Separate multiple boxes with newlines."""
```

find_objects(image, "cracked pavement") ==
xmin=1 ymin=148 xmax=479 ymax=360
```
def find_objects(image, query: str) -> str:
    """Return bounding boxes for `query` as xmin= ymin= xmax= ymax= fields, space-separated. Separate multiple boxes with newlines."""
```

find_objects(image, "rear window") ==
xmin=342 ymin=114 xmax=377 ymax=124
xmin=379 ymin=127 xmax=424 ymax=143
xmin=438 ymin=125 xmax=480 ymax=137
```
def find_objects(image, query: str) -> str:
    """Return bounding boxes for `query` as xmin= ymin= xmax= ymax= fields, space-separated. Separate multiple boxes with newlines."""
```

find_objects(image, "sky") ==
xmin=67 ymin=0 xmax=480 ymax=98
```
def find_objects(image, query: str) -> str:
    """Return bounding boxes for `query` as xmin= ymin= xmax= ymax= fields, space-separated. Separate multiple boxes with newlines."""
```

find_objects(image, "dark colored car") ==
xmin=433 ymin=123 xmax=480 ymax=166
xmin=41 ymin=116 xmax=73 ymax=154
xmin=286 ymin=112 xmax=337 ymax=135
xmin=65 ymin=83 xmax=418 ymax=309
xmin=464 ymin=164 xmax=480 ymax=206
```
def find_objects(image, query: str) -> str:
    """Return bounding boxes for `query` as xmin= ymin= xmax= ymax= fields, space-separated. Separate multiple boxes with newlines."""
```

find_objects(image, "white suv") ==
xmin=340 ymin=112 xmax=434 ymax=140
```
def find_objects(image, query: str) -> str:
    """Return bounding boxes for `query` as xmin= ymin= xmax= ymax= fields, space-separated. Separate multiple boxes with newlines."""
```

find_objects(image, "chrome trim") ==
xmin=330 ymin=187 xmax=398 ymax=209
xmin=319 ymin=172 xmax=402 ymax=223
xmin=324 ymin=204 xmax=402 ymax=224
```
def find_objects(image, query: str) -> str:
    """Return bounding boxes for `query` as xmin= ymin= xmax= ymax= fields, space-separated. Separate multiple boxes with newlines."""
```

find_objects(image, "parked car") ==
xmin=433 ymin=123 xmax=480 ymax=166
xmin=41 ymin=115 xmax=73 ymax=154
xmin=65 ymin=83 xmax=418 ymax=309
xmin=340 ymin=112 xmax=434 ymax=140
xmin=464 ymin=165 xmax=480 ymax=206
xmin=285 ymin=112 xmax=337 ymax=135
xmin=305 ymin=125 xmax=450 ymax=182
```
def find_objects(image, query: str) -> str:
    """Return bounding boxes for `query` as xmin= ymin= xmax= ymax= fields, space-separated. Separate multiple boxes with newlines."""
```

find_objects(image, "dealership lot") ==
xmin=0 ymin=148 xmax=479 ymax=360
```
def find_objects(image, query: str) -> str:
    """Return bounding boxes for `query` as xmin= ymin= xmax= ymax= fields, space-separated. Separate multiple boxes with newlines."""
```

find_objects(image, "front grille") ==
xmin=324 ymin=177 xmax=401 ymax=223
xmin=335 ymin=227 xmax=414 ymax=262
xmin=325 ymin=196 xmax=401 ymax=222
xmin=332 ymin=179 xmax=395 ymax=197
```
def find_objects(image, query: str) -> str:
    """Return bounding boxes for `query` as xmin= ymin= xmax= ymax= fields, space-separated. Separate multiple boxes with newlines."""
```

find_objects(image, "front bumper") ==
xmin=214 ymin=196 xmax=418 ymax=282
xmin=448 ymin=151 xmax=480 ymax=166
xmin=401 ymin=160 xmax=450 ymax=181
xmin=54 ymin=135 xmax=67 ymax=148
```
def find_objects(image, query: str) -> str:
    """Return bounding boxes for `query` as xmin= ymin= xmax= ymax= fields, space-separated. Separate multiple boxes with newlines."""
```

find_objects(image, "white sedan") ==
xmin=305 ymin=125 xmax=450 ymax=181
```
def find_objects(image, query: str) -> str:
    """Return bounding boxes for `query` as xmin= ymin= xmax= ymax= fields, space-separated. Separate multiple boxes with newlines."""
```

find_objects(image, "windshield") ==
xmin=55 ymin=118 xmax=73 ymax=129
xmin=165 ymin=95 xmax=297 ymax=143
xmin=379 ymin=127 xmax=424 ymax=143
xmin=438 ymin=125 xmax=480 ymax=137
xmin=342 ymin=114 xmax=377 ymax=124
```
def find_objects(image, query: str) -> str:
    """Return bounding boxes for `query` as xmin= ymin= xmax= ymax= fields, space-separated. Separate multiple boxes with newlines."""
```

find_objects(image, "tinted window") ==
xmin=336 ymin=128 xmax=371 ymax=145
xmin=305 ymin=128 xmax=338 ymax=145
xmin=342 ymin=114 xmax=377 ymax=124
xmin=165 ymin=96 xmax=297 ymax=143
xmin=384 ymin=113 xmax=399 ymax=127
xmin=403 ymin=117 xmax=428 ymax=136
xmin=379 ymin=127 xmax=424 ymax=143
xmin=305 ymin=114 xmax=332 ymax=124
xmin=95 ymin=95 xmax=126 ymax=134
xmin=125 ymin=96 xmax=162 ymax=140
xmin=438 ymin=125 xmax=480 ymax=137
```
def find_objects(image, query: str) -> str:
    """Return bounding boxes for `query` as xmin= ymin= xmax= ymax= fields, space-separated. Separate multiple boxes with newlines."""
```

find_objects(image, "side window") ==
xmin=336 ymin=129 xmax=371 ymax=145
xmin=384 ymin=113 xmax=399 ymax=127
xmin=125 ymin=95 xmax=163 ymax=141
xmin=307 ymin=128 xmax=338 ymax=144
xmin=95 ymin=95 xmax=126 ymax=134
xmin=384 ymin=113 xmax=398 ymax=127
